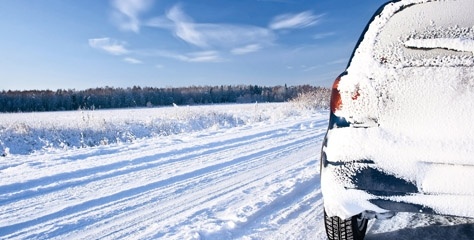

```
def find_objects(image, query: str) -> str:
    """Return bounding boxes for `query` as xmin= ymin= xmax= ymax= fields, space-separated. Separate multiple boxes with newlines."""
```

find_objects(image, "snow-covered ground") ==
xmin=0 ymin=103 xmax=473 ymax=239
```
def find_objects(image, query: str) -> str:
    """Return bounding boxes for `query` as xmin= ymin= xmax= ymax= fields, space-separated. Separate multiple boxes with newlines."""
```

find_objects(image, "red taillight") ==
xmin=330 ymin=77 xmax=342 ymax=113
xmin=352 ymin=85 xmax=360 ymax=100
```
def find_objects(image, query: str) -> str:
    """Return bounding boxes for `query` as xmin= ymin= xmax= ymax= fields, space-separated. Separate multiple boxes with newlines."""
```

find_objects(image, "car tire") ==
xmin=324 ymin=210 xmax=368 ymax=240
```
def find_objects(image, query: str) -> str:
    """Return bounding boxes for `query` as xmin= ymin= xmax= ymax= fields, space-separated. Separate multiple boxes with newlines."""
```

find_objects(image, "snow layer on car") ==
xmin=324 ymin=0 xmax=474 ymax=218
xmin=373 ymin=1 xmax=474 ymax=68
xmin=347 ymin=0 xmax=474 ymax=70
xmin=404 ymin=38 xmax=474 ymax=55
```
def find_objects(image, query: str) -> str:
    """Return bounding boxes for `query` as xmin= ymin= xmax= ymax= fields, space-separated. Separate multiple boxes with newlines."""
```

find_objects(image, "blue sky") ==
xmin=0 ymin=0 xmax=388 ymax=91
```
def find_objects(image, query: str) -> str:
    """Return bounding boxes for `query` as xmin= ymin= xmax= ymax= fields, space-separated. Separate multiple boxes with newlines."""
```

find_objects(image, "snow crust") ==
xmin=0 ymin=103 xmax=304 ymax=156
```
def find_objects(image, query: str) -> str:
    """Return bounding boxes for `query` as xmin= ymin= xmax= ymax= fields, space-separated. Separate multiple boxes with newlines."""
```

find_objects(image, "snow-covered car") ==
xmin=320 ymin=0 xmax=474 ymax=239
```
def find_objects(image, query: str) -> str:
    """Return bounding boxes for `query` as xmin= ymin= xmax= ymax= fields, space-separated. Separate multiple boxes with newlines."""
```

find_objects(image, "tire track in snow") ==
xmin=1 ymin=118 xmax=327 ymax=192
xmin=83 ymin=135 xmax=318 ymax=238
xmin=0 ymin=119 xmax=312 ymax=212
xmin=198 ymin=139 xmax=325 ymax=240
xmin=60 ymin=126 xmax=324 ymax=239
xmin=0 ymin=131 xmax=302 ymax=236
xmin=0 ymin=123 xmax=295 ymax=203
xmin=150 ymin=133 xmax=325 ymax=239
xmin=0 ymin=118 xmax=327 ymax=239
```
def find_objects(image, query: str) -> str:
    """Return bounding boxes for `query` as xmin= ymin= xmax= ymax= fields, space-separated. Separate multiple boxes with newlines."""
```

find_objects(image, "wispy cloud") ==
xmin=286 ymin=64 xmax=322 ymax=72
xmin=177 ymin=51 xmax=224 ymax=62
xmin=123 ymin=57 xmax=142 ymax=64
xmin=89 ymin=38 xmax=129 ymax=55
xmin=231 ymin=44 xmax=262 ymax=55
xmin=147 ymin=4 xmax=274 ymax=50
xmin=313 ymin=32 xmax=335 ymax=40
xmin=165 ymin=5 xmax=208 ymax=48
xmin=110 ymin=0 xmax=153 ymax=33
xmin=269 ymin=11 xmax=322 ymax=30
xmin=133 ymin=48 xmax=226 ymax=63
xmin=101 ymin=3 xmax=327 ymax=65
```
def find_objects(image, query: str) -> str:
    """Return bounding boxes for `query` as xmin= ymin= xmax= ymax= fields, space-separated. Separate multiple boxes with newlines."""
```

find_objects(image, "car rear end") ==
xmin=321 ymin=0 xmax=474 ymax=232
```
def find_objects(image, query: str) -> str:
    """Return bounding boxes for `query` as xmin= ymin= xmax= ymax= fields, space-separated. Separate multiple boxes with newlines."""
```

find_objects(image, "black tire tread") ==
xmin=324 ymin=211 xmax=368 ymax=240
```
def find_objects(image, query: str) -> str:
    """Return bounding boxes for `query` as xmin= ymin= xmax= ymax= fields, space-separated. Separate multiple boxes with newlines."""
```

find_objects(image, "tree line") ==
xmin=0 ymin=84 xmax=329 ymax=113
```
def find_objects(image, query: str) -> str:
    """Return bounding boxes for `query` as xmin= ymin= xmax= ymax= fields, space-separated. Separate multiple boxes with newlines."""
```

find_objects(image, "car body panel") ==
xmin=321 ymin=0 xmax=474 ymax=220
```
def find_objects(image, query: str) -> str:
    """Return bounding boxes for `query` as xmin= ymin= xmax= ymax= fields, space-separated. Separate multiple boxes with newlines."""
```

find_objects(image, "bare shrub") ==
xmin=290 ymin=88 xmax=330 ymax=110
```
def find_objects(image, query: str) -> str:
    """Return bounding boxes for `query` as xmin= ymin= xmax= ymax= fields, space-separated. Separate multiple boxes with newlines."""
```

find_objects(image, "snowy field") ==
xmin=0 ymin=103 xmax=473 ymax=239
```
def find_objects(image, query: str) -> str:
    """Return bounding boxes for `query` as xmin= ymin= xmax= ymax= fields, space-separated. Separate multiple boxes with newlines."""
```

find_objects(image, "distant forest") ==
xmin=0 ymin=85 xmax=329 ymax=113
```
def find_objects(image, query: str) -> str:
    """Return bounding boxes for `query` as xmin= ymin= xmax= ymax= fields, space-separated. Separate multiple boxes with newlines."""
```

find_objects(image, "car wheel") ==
xmin=324 ymin=210 xmax=368 ymax=240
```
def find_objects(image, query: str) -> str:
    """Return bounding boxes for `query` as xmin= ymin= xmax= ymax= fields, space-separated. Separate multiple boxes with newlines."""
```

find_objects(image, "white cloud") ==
xmin=157 ymin=50 xmax=224 ymax=63
xmin=129 ymin=48 xmax=225 ymax=63
xmin=123 ymin=57 xmax=142 ymax=64
xmin=147 ymin=4 xmax=274 ymax=50
xmin=269 ymin=11 xmax=322 ymax=30
xmin=166 ymin=5 xmax=208 ymax=48
xmin=178 ymin=51 xmax=223 ymax=62
xmin=101 ymin=3 xmax=326 ymax=65
xmin=111 ymin=0 xmax=153 ymax=33
xmin=313 ymin=32 xmax=335 ymax=40
xmin=89 ymin=38 xmax=129 ymax=55
xmin=231 ymin=44 xmax=262 ymax=55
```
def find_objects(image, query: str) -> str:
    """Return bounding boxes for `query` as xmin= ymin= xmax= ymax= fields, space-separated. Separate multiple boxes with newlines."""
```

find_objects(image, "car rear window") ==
xmin=373 ymin=0 xmax=474 ymax=67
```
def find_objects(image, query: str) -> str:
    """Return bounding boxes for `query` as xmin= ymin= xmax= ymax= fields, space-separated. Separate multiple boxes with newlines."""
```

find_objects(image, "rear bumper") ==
xmin=321 ymin=157 xmax=474 ymax=220
xmin=320 ymin=127 xmax=474 ymax=219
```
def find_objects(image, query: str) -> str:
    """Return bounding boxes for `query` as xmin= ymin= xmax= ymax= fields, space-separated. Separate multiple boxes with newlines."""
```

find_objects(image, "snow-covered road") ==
xmin=1 ymin=106 xmax=473 ymax=239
